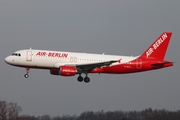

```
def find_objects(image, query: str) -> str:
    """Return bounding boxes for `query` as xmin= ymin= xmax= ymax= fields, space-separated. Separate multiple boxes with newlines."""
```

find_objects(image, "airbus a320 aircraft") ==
xmin=5 ymin=32 xmax=173 ymax=83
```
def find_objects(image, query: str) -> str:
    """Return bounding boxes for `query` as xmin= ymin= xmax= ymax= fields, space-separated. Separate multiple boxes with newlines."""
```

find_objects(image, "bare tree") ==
xmin=0 ymin=100 xmax=22 ymax=120
xmin=0 ymin=101 xmax=8 ymax=120
xmin=8 ymin=102 xmax=22 ymax=120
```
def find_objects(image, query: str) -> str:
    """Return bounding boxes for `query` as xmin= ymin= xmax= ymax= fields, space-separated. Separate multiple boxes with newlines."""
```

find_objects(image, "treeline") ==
xmin=1 ymin=100 xmax=180 ymax=120
xmin=19 ymin=108 xmax=180 ymax=120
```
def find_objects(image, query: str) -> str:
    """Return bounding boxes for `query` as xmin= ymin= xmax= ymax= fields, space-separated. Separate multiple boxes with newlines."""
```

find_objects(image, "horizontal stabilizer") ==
xmin=151 ymin=61 xmax=173 ymax=68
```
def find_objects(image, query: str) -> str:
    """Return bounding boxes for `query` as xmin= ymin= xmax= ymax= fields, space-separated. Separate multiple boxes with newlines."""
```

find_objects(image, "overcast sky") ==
xmin=0 ymin=0 xmax=180 ymax=116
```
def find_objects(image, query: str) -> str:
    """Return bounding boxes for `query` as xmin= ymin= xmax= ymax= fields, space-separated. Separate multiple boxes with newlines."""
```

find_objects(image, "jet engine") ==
xmin=50 ymin=66 xmax=77 ymax=76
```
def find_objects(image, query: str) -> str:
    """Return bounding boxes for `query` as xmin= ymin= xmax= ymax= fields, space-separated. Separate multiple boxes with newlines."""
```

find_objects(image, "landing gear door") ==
xmin=26 ymin=51 xmax=32 ymax=61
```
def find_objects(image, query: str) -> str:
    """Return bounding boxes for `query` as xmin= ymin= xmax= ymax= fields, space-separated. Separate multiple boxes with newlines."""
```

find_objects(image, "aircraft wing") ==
xmin=75 ymin=60 xmax=117 ymax=73
xmin=54 ymin=60 xmax=118 ymax=73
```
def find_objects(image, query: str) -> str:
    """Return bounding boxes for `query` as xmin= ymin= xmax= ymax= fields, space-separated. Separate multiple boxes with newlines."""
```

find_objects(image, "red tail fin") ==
xmin=139 ymin=32 xmax=172 ymax=60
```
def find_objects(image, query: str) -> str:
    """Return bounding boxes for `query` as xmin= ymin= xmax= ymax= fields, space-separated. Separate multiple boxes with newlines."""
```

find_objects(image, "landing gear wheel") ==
xmin=24 ymin=74 xmax=29 ymax=78
xmin=84 ymin=77 xmax=90 ymax=83
xmin=77 ymin=76 xmax=83 ymax=82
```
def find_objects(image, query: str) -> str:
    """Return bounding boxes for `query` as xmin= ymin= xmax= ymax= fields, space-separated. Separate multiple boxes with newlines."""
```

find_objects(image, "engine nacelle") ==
xmin=60 ymin=66 xmax=77 ymax=76
xmin=50 ymin=66 xmax=77 ymax=76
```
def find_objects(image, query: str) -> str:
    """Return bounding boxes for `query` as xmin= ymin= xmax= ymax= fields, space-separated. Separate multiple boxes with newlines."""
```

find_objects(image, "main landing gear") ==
xmin=24 ymin=68 xmax=30 ymax=78
xmin=77 ymin=74 xmax=90 ymax=83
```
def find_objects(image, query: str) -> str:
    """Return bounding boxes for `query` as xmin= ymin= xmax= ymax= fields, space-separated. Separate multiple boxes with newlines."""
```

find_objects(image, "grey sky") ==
xmin=0 ymin=0 xmax=180 ymax=116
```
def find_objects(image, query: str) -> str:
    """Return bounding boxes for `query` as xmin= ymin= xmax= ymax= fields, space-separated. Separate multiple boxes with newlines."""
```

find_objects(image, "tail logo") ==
xmin=146 ymin=33 xmax=168 ymax=58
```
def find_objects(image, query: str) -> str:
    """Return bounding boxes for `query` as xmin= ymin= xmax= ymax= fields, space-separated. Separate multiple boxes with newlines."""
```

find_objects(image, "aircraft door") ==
xmin=26 ymin=51 xmax=32 ymax=61
xmin=136 ymin=59 xmax=142 ymax=69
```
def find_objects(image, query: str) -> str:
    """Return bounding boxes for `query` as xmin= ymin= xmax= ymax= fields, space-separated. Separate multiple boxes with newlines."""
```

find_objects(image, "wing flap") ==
xmin=76 ymin=60 xmax=117 ymax=72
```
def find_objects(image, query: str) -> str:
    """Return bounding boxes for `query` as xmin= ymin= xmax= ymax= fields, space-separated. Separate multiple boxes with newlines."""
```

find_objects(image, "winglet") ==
xmin=139 ymin=32 xmax=172 ymax=60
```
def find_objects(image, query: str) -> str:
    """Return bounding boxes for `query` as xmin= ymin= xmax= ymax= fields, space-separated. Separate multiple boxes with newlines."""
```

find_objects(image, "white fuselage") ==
xmin=5 ymin=49 xmax=137 ymax=69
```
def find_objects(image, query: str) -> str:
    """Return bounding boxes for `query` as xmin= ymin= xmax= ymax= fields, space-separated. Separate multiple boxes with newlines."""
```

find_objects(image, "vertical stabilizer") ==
xmin=139 ymin=32 xmax=172 ymax=60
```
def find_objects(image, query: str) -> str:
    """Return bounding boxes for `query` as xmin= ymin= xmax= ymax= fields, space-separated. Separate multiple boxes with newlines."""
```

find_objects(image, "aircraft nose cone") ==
xmin=5 ymin=56 xmax=11 ymax=64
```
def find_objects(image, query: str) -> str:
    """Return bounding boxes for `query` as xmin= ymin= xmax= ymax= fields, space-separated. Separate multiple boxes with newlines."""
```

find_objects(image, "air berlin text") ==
xmin=36 ymin=52 xmax=68 ymax=58
xmin=146 ymin=33 xmax=168 ymax=58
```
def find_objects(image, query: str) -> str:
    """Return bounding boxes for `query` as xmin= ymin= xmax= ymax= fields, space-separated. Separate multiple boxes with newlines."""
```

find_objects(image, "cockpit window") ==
xmin=11 ymin=53 xmax=21 ymax=56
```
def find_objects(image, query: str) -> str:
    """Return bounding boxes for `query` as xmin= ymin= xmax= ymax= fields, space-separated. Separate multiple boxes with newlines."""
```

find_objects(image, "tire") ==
xmin=24 ymin=74 xmax=29 ymax=78
xmin=77 ymin=76 xmax=83 ymax=82
xmin=84 ymin=77 xmax=90 ymax=83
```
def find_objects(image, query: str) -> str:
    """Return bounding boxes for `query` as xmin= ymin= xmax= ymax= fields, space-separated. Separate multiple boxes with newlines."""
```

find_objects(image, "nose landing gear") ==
xmin=24 ymin=68 xmax=30 ymax=78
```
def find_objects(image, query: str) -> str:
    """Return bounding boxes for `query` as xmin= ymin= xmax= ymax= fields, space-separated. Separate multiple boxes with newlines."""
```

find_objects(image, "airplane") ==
xmin=5 ymin=32 xmax=173 ymax=83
